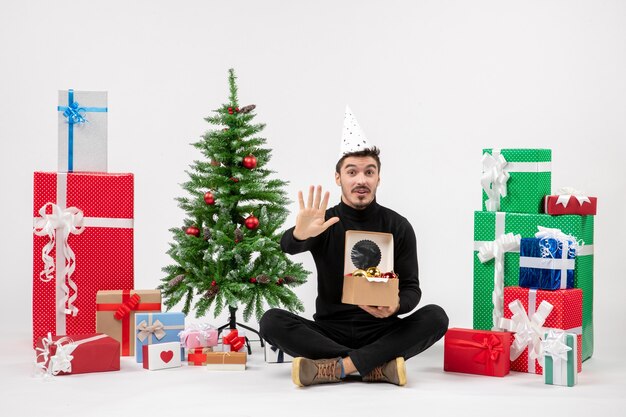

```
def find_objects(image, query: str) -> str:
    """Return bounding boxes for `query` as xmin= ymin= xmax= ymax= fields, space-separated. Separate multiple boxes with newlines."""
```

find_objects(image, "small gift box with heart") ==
xmin=341 ymin=231 xmax=399 ymax=308
xmin=443 ymin=328 xmax=512 ymax=377
xmin=143 ymin=341 xmax=181 ymax=370
xmin=35 ymin=333 xmax=120 ymax=376
xmin=135 ymin=312 xmax=185 ymax=362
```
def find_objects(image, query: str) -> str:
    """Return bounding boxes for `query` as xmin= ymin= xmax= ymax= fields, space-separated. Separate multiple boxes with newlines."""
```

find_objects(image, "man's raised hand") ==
xmin=293 ymin=185 xmax=340 ymax=241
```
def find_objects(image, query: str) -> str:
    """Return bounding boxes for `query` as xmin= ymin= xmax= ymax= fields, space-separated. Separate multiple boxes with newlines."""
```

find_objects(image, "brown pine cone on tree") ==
xmin=256 ymin=274 xmax=270 ymax=284
xmin=203 ymin=227 xmax=212 ymax=241
xmin=240 ymin=104 xmax=256 ymax=114
xmin=234 ymin=227 xmax=243 ymax=243
xmin=204 ymin=286 xmax=219 ymax=299
xmin=169 ymin=274 xmax=185 ymax=287
xmin=283 ymin=276 xmax=296 ymax=284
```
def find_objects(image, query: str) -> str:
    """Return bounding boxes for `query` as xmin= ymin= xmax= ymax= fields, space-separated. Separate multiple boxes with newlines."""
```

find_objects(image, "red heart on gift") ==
xmin=160 ymin=350 xmax=174 ymax=363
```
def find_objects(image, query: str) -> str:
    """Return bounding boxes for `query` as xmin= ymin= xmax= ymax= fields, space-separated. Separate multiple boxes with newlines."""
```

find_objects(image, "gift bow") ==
xmin=535 ymin=226 xmax=580 ymax=258
xmin=136 ymin=319 xmax=167 ymax=342
xmin=541 ymin=329 xmax=572 ymax=365
xmin=178 ymin=323 xmax=216 ymax=346
xmin=478 ymin=232 xmax=521 ymax=329
xmin=33 ymin=202 xmax=85 ymax=316
xmin=114 ymin=293 xmax=141 ymax=320
xmin=555 ymin=187 xmax=591 ymax=208
xmin=61 ymin=101 xmax=87 ymax=125
xmin=499 ymin=299 xmax=553 ymax=362
xmin=35 ymin=333 xmax=77 ymax=376
xmin=481 ymin=150 xmax=510 ymax=212
xmin=450 ymin=335 xmax=504 ymax=365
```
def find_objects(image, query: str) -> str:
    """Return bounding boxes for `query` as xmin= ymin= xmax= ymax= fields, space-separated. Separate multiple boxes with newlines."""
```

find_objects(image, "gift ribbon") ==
xmin=187 ymin=348 xmax=212 ymax=365
xmin=35 ymin=333 xmax=107 ymax=376
xmin=96 ymin=290 xmax=161 ymax=355
xmin=555 ymin=187 xmax=591 ymax=208
xmin=477 ymin=229 xmax=521 ymax=330
xmin=270 ymin=345 xmax=285 ymax=363
xmin=481 ymin=150 xmax=509 ymax=212
xmin=205 ymin=351 xmax=246 ymax=365
xmin=136 ymin=314 xmax=185 ymax=344
xmin=447 ymin=335 xmax=504 ymax=375
xmin=498 ymin=290 xmax=553 ymax=374
xmin=57 ymin=89 xmax=108 ymax=172
xmin=33 ymin=202 xmax=85 ymax=318
xmin=33 ymin=173 xmax=134 ymax=336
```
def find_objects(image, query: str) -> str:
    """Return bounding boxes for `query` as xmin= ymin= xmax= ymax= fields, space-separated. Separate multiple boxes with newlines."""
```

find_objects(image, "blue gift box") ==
xmin=135 ymin=312 xmax=185 ymax=362
xmin=519 ymin=237 xmax=575 ymax=290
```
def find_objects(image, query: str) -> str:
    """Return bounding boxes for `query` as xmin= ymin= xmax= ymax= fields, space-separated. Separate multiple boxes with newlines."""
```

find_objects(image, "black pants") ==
xmin=259 ymin=304 xmax=449 ymax=375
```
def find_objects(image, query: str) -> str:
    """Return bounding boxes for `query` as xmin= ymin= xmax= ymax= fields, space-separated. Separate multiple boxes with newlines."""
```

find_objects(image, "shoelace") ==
xmin=367 ymin=366 xmax=385 ymax=381
xmin=316 ymin=361 xmax=339 ymax=381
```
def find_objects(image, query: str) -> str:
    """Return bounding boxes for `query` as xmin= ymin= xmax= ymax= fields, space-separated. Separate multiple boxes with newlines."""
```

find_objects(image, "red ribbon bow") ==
xmin=114 ymin=293 xmax=141 ymax=320
xmin=223 ymin=330 xmax=245 ymax=352
xmin=449 ymin=334 xmax=504 ymax=373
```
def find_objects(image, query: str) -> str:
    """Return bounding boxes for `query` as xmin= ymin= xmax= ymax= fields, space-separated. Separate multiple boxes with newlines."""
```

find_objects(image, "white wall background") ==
xmin=1 ymin=0 xmax=624 ymax=357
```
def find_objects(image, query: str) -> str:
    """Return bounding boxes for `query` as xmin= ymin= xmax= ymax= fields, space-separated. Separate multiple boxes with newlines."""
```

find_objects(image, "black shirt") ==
xmin=281 ymin=199 xmax=421 ymax=321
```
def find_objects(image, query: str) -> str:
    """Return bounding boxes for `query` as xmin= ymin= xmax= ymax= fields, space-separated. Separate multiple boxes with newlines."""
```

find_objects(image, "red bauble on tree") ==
xmin=242 ymin=154 xmax=257 ymax=169
xmin=276 ymin=278 xmax=284 ymax=286
xmin=249 ymin=277 xmax=257 ymax=284
xmin=185 ymin=226 xmax=200 ymax=237
xmin=244 ymin=214 xmax=259 ymax=230
xmin=204 ymin=191 xmax=215 ymax=205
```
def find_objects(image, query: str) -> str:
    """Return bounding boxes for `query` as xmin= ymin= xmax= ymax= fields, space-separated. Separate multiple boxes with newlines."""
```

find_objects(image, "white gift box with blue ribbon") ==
xmin=58 ymin=89 xmax=108 ymax=173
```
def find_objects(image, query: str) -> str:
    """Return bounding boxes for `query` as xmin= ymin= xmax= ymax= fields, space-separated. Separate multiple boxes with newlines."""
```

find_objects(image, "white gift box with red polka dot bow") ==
xmin=32 ymin=172 xmax=134 ymax=348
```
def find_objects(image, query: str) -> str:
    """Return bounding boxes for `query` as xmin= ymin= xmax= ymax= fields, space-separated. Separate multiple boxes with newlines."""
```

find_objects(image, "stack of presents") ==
xmin=32 ymin=90 xmax=291 ymax=377
xmin=444 ymin=149 xmax=596 ymax=387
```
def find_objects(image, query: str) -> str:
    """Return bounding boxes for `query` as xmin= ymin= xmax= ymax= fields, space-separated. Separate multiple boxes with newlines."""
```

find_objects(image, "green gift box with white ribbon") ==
xmin=543 ymin=331 xmax=578 ymax=387
xmin=473 ymin=211 xmax=594 ymax=360
xmin=482 ymin=148 xmax=551 ymax=214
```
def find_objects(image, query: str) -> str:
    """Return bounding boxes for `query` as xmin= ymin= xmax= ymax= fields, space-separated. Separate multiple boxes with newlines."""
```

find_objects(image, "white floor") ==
xmin=1 ymin=330 xmax=624 ymax=417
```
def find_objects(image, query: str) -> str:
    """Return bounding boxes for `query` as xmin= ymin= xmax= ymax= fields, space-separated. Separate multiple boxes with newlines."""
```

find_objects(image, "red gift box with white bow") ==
xmin=35 ymin=333 xmax=120 ymax=376
xmin=500 ymin=287 xmax=582 ymax=375
xmin=32 ymin=172 xmax=134 ymax=348
xmin=544 ymin=190 xmax=597 ymax=215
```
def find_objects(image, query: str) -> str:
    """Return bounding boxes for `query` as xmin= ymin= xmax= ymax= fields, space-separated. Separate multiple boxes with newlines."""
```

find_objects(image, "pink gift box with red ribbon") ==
xmin=32 ymin=172 xmax=134 ymax=348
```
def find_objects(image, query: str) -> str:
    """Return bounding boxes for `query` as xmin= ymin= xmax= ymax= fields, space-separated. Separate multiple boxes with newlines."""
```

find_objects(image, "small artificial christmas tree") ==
xmin=160 ymin=68 xmax=308 ymax=323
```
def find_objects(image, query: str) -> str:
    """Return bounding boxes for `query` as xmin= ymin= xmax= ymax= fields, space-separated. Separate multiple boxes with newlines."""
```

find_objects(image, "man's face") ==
xmin=335 ymin=156 xmax=380 ymax=210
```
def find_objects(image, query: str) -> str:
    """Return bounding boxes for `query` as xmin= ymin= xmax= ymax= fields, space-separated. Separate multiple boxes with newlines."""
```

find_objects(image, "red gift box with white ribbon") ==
xmin=500 ymin=287 xmax=582 ymax=375
xmin=32 ymin=172 xmax=134 ymax=348
xmin=544 ymin=188 xmax=597 ymax=216
xmin=35 ymin=333 xmax=120 ymax=376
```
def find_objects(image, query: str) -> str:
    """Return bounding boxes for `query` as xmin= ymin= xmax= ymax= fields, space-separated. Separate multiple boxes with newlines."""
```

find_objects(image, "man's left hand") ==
xmin=359 ymin=302 xmax=400 ymax=319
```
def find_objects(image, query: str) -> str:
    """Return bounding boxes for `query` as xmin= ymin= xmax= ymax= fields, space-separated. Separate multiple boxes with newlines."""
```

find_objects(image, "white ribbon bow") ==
xmin=478 ymin=232 xmax=521 ymax=329
xmin=499 ymin=299 xmax=553 ymax=363
xmin=535 ymin=226 xmax=580 ymax=259
xmin=136 ymin=319 xmax=166 ymax=342
xmin=35 ymin=333 xmax=77 ymax=376
xmin=555 ymin=187 xmax=591 ymax=208
xmin=541 ymin=329 xmax=572 ymax=365
xmin=481 ymin=150 xmax=510 ymax=212
xmin=33 ymin=203 xmax=85 ymax=316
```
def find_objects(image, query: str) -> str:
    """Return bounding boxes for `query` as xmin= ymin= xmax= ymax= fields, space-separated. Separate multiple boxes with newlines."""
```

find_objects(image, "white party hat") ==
xmin=341 ymin=105 xmax=371 ymax=155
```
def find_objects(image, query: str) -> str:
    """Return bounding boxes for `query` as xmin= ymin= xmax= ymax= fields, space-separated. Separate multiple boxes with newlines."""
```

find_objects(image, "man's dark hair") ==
xmin=335 ymin=147 xmax=381 ymax=174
